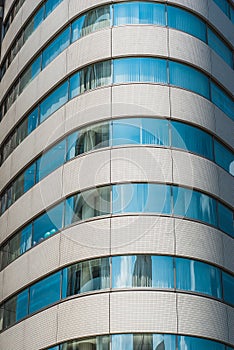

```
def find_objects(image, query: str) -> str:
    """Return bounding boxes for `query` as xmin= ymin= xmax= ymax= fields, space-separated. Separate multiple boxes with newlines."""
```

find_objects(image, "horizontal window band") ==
xmin=1 ymin=2 xmax=233 ymax=119
xmin=0 ymin=117 xmax=233 ymax=218
xmin=0 ymin=55 xmax=233 ymax=170
xmin=0 ymin=182 xmax=233 ymax=272
xmin=0 ymin=254 xmax=233 ymax=332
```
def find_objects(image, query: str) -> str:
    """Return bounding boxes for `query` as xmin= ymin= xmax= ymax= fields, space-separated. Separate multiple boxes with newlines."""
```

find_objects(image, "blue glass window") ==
xmin=36 ymin=139 xmax=66 ymax=181
xmin=176 ymin=258 xmax=222 ymax=298
xmin=208 ymin=28 xmax=233 ymax=67
xmin=23 ymin=6 xmax=44 ymax=42
xmin=114 ymin=2 xmax=166 ymax=26
xmin=33 ymin=203 xmax=64 ymax=245
xmin=112 ymin=334 xmax=176 ymax=350
xmin=19 ymin=55 xmax=41 ymax=94
xmin=45 ymin=0 xmax=63 ymax=17
xmin=112 ymin=183 xmax=171 ymax=214
xmin=78 ymin=6 xmax=111 ymax=38
xmin=20 ymin=224 xmax=32 ymax=255
xmin=29 ymin=271 xmax=61 ymax=313
xmin=218 ymin=203 xmax=234 ymax=237
xmin=169 ymin=61 xmax=210 ymax=99
xmin=223 ymin=272 xmax=234 ymax=305
xmin=71 ymin=16 xmax=84 ymax=42
xmin=24 ymin=162 xmax=36 ymax=192
xmin=69 ymin=72 xmax=80 ymax=99
xmin=27 ymin=108 xmax=39 ymax=134
xmin=168 ymin=6 xmax=206 ymax=42
xmin=16 ymin=289 xmax=29 ymax=322
xmin=40 ymin=81 xmax=68 ymax=122
xmin=213 ymin=0 xmax=229 ymax=16
xmin=112 ymin=119 xmax=141 ymax=145
xmin=214 ymin=140 xmax=234 ymax=175
xmin=114 ymin=57 xmax=167 ymax=84
xmin=42 ymin=27 xmax=70 ymax=69
xmin=173 ymin=187 xmax=217 ymax=226
xmin=171 ymin=121 xmax=213 ymax=160
xmin=178 ymin=335 xmax=224 ymax=350
xmin=142 ymin=118 xmax=169 ymax=146
xmin=211 ymin=82 xmax=234 ymax=120
xmin=112 ymin=255 xmax=173 ymax=288
xmin=80 ymin=60 xmax=111 ymax=93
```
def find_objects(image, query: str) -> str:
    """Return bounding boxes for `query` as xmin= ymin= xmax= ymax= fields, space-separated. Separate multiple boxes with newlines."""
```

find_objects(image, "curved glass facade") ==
xmin=1 ymin=117 xmax=233 ymax=216
xmin=1 ymin=2 xmax=233 ymax=120
xmin=0 ymin=255 xmax=233 ymax=330
xmin=1 ymin=182 xmax=233 ymax=271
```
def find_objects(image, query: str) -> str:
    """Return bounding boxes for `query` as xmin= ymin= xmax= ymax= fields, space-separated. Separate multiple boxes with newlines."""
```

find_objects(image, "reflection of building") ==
xmin=0 ymin=0 xmax=233 ymax=350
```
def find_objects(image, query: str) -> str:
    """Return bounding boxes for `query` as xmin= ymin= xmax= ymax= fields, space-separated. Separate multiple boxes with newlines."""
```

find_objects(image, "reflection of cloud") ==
xmin=178 ymin=336 xmax=188 ymax=350
xmin=200 ymin=194 xmax=211 ymax=219
xmin=115 ymin=256 xmax=133 ymax=287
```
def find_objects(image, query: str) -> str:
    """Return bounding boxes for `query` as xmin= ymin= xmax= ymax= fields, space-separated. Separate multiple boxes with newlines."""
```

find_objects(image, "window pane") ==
xmin=61 ymin=336 xmax=110 ymax=350
xmin=208 ymin=28 xmax=233 ymax=67
xmin=112 ymin=334 xmax=176 ymax=350
xmin=33 ymin=203 xmax=64 ymax=245
xmin=169 ymin=61 xmax=210 ymax=99
xmin=112 ymin=119 xmax=141 ymax=145
xmin=176 ymin=258 xmax=222 ymax=298
xmin=29 ymin=271 xmax=61 ymax=313
xmin=213 ymin=0 xmax=229 ymax=15
xmin=114 ymin=2 xmax=166 ymax=26
xmin=171 ymin=121 xmax=213 ymax=160
xmin=20 ymin=224 xmax=32 ymax=255
xmin=19 ymin=56 xmax=41 ymax=94
xmin=8 ymin=233 xmax=21 ymax=264
xmin=152 ymin=256 xmax=174 ymax=288
xmin=23 ymin=6 xmax=44 ymax=42
xmin=65 ymin=187 xmax=111 ymax=226
xmin=64 ymin=258 xmax=110 ymax=297
xmin=217 ymin=202 xmax=234 ymax=237
xmin=112 ymin=183 xmax=170 ymax=214
xmin=27 ymin=108 xmax=39 ymax=133
xmin=114 ymin=57 xmax=167 ymax=84
xmin=3 ymin=296 xmax=17 ymax=328
xmin=211 ymin=82 xmax=234 ymax=120
xmin=16 ymin=289 xmax=29 ymax=321
xmin=42 ymin=27 xmax=70 ymax=69
xmin=178 ymin=335 xmax=224 ymax=350
xmin=223 ymin=272 xmax=234 ymax=305
xmin=36 ymin=139 xmax=66 ymax=181
xmin=80 ymin=60 xmax=112 ymax=93
xmin=24 ymin=162 xmax=36 ymax=192
xmin=79 ymin=5 xmax=111 ymax=37
xmin=168 ymin=6 xmax=206 ymax=42
xmin=71 ymin=16 xmax=83 ymax=43
xmin=142 ymin=118 xmax=169 ymax=146
xmin=214 ymin=140 xmax=234 ymax=175
xmin=40 ymin=81 xmax=68 ymax=122
xmin=69 ymin=72 xmax=80 ymax=99
xmin=45 ymin=0 xmax=63 ymax=17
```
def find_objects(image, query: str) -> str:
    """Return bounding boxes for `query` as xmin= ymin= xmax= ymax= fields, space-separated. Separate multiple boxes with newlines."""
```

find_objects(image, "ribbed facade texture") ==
xmin=0 ymin=0 xmax=233 ymax=349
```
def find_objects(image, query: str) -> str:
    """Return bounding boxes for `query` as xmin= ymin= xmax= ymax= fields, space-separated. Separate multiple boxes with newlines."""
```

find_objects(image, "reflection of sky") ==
xmin=112 ymin=334 xmax=133 ymax=350
xmin=112 ymin=334 xmax=176 ymax=349
xmin=113 ymin=256 xmax=135 ymax=288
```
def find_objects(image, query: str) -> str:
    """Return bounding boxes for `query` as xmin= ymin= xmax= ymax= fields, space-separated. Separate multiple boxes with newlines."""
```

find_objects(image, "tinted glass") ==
xmin=168 ymin=6 xmax=206 ymax=42
xmin=61 ymin=336 xmax=110 ymax=350
xmin=112 ymin=183 xmax=171 ymax=214
xmin=79 ymin=5 xmax=111 ymax=37
xmin=114 ymin=2 xmax=166 ymax=26
xmin=27 ymin=108 xmax=39 ymax=134
xmin=114 ymin=57 xmax=167 ymax=84
xmin=29 ymin=271 xmax=61 ymax=313
xmin=112 ymin=334 xmax=176 ymax=350
xmin=23 ymin=6 xmax=44 ymax=42
xmin=223 ymin=272 xmax=234 ymax=305
xmin=19 ymin=56 xmax=41 ymax=94
xmin=173 ymin=187 xmax=217 ymax=226
xmin=211 ymin=82 xmax=234 ymax=120
xmin=214 ymin=140 xmax=234 ymax=175
xmin=69 ymin=72 xmax=80 ymax=99
xmin=171 ymin=121 xmax=213 ymax=160
xmin=169 ymin=61 xmax=210 ymax=99
xmin=217 ymin=202 xmax=234 ymax=237
xmin=178 ymin=335 xmax=224 ymax=350
xmin=33 ymin=203 xmax=64 ymax=245
xmin=36 ymin=139 xmax=66 ymax=181
xmin=176 ymin=258 xmax=222 ymax=298
xmin=208 ymin=28 xmax=233 ymax=67
xmin=45 ymin=0 xmax=63 ymax=17
xmin=80 ymin=60 xmax=112 ymax=93
xmin=42 ymin=27 xmax=70 ymax=69
xmin=16 ymin=289 xmax=29 ymax=321
xmin=40 ymin=81 xmax=68 ymax=122
xmin=24 ymin=162 xmax=36 ymax=192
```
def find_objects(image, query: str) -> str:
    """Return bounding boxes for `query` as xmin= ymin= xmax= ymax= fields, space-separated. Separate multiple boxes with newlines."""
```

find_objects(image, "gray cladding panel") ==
xmin=110 ymin=291 xmax=177 ymax=333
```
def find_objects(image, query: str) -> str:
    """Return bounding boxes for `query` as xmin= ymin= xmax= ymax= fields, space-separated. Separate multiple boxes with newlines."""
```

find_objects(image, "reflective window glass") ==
xmin=42 ymin=27 xmax=70 ymax=69
xmin=16 ymin=289 xmax=29 ymax=322
xmin=213 ymin=0 xmax=229 ymax=15
xmin=112 ymin=183 xmax=171 ymax=214
xmin=3 ymin=297 xmax=17 ymax=328
xmin=8 ymin=232 xmax=21 ymax=264
xmin=218 ymin=203 xmax=234 ymax=237
xmin=223 ymin=272 xmax=234 ymax=305
xmin=142 ymin=118 xmax=169 ymax=146
xmin=45 ymin=0 xmax=63 ymax=17
xmin=173 ymin=187 xmax=217 ymax=226
xmin=112 ymin=255 xmax=174 ymax=288
xmin=178 ymin=335 xmax=224 ymax=350
xmin=40 ymin=81 xmax=69 ymax=122
xmin=171 ymin=121 xmax=213 ymax=160
xmin=71 ymin=16 xmax=84 ymax=43
xmin=79 ymin=5 xmax=111 ymax=38
xmin=23 ymin=6 xmax=44 ymax=42
xmin=19 ymin=55 xmax=41 ymax=94
xmin=33 ymin=203 xmax=64 ymax=245
xmin=63 ymin=258 xmax=110 ymax=297
xmin=80 ymin=60 xmax=112 ymax=93
xmin=168 ymin=6 xmax=206 ymax=42
xmin=20 ymin=224 xmax=32 ymax=255
xmin=114 ymin=2 xmax=166 ymax=26
xmin=112 ymin=334 xmax=176 ymax=350
xmin=112 ymin=119 xmax=141 ymax=145
xmin=114 ymin=57 xmax=167 ymax=84
xmin=27 ymin=108 xmax=39 ymax=134
xmin=65 ymin=187 xmax=111 ymax=226
xmin=61 ymin=336 xmax=110 ymax=350
xmin=24 ymin=162 xmax=36 ymax=192
xmin=208 ymin=28 xmax=233 ymax=67
xmin=69 ymin=71 xmax=80 ymax=99
xmin=29 ymin=271 xmax=61 ymax=313
xmin=214 ymin=140 xmax=234 ymax=175
xmin=169 ymin=61 xmax=210 ymax=99
xmin=176 ymin=258 xmax=222 ymax=298
xmin=36 ymin=139 xmax=66 ymax=181
xmin=211 ymin=82 xmax=234 ymax=120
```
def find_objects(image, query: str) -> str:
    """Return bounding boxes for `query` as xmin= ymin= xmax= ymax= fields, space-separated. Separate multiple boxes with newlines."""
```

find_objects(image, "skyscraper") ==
xmin=0 ymin=0 xmax=233 ymax=349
